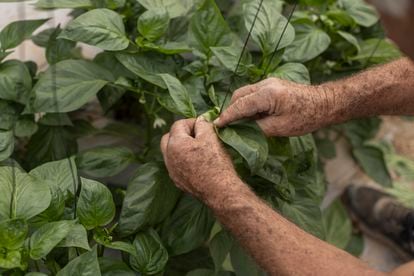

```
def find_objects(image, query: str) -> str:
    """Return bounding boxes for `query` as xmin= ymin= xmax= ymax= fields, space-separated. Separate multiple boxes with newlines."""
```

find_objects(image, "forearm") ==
xmin=205 ymin=177 xmax=384 ymax=276
xmin=320 ymin=58 xmax=414 ymax=124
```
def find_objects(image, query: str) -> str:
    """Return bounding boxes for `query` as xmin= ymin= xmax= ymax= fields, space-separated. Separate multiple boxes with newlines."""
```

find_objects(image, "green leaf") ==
xmin=14 ymin=117 xmax=38 ymax=138
xmin=269 ymin=63 xmax=310 ymax=84
xmin=0 ymin=250 xmax=22 ymax=270
xmin=0 ymin=19 xmax=48 ymax=50
xmin=353 ymin=145 xmax=392 ymax=187
xmin=116 ymin=52 xmax=176 ymax=89
xmin=57 ymin=246 xmax=101 ymax=276
xmin=345 ymin=234 xmax=364 ymax=257
xmin=138 ymin=9 xmax=170 ymax=41
xmin=0 ymin=130 xmax=14 ymax=162
xmin=230 ymin=241 xmax=264 ymax=276
xmin=209 ymin=230 xmax=233 ymax=271
xmin=30 ymin=158 xmax=78 ymax=198
xmin=159 ymin=74 xmax=197 ymax=118
xmin=323 ymin=200 xmax=352 ymax=249
xmin=30 ymin=220 xmax=76 ymax=260
xmin=119 ymin=162 xmax=181 ymax=236
xmin=35 ymin=0 xmax=93 ymax=9
xmin=58 ymin=224 xmax=91 ymax=251
xmin=0 ymin=60 xmax=32 ymax=104
xmin=339 ymin=0 xmax=378 ymax=27
xmin=46 ymin=27 xmax=77 ymax=64
xmin=211 ymin=46 xmax=251 ymax=75
xmin=337 ymin=31 xmax=361 ymax=53
xmin=136 ymin=0 xmax=194 ymax=18
xmin=77 ymin=178 xmax=116 ymax=230
xmin=99 ymin=257 xmax=135 ymax=276
xmin=0 ymin=219 xmax=28 ymax=250
xmin=350 ymin=39 xmax=401 ymax=64
xmin=138 ymin=41 xmax=192 ymax=55
xmin=279 ymin=199 xmax=325 ymax=240
xmin=0 ymin=167 xmax=51 ymax=221
xmin=59 ymin=9 xmax=129 ymax=51
xmin=284 ymin=23 xmax=331 ymax=63
xmin=0 ymin=101 xmax=19 ymax=131
xmin=77 ymin=146 xmax=135 ymax=178
xmin=243 ymin=0 xmax=295 ymax=55
xmin=218 ymin=122 xmax=268 ymax=174
xmin=28 ymin=60 xmax=114 ymax=113
xmin=189 ymin=0 xmax=232 ymax=58
xmin=130 ymin=229 xmax=169 ymax=275
xmin=93 ymin=228 xmax=136 ymax=255
xmin=326 ymin=10 xmax=356 ymax=27
xmin=162 ymin=195 xmax=215 ymax=256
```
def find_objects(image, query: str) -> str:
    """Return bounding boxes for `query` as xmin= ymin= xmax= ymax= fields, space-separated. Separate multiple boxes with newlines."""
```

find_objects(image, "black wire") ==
xmin=219 ymin=0 xmax=265 ymax=113
xmin=261 ymin=1 xmax=298 ymax=79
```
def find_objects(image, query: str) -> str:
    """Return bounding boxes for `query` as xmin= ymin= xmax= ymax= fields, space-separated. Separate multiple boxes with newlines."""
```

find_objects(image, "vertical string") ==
xmin=261 ymin=1 xmax=298 ymax=79
xmin=219 ymin=0 xmax=265 ymax=113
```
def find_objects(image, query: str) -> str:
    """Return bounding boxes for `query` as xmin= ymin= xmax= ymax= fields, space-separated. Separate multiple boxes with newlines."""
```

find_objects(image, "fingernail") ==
xmin=213 ymin=118 xmax=220 ymax=126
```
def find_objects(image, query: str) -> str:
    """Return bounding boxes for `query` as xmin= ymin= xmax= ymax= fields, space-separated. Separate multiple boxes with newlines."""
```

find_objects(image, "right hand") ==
xmin=214 ymin=78 xmax=336 ymax=137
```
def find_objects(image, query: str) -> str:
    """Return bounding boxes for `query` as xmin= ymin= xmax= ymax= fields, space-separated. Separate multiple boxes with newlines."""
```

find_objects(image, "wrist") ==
xmin=314 ymin=83 xmax=351 ymax=126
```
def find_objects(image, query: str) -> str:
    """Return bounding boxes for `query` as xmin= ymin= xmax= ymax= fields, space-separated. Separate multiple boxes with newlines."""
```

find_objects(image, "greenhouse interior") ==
xmin=1 ymin=0 xmax=414 ymax=275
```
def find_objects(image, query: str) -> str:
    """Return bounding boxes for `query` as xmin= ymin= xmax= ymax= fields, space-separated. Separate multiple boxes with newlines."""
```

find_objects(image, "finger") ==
xmin=160 ymin=133 xmax=170 ymax=156
xmin=257 ymin=116 xmax=293 ymax=137
xmin=170 ymin=119 xmax=196 ymax=139
xmin=230 ymin=84 xmax=258 ymax=104
xmin=194 ymin=117 xmax=216 ymax=139
xmin=215 ymin=92 xmax=270 ymax=128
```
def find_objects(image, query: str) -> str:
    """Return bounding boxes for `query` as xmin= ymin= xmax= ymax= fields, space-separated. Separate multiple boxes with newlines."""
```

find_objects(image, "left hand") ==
xmin=160 ymin=118 xmax=238 ymax=201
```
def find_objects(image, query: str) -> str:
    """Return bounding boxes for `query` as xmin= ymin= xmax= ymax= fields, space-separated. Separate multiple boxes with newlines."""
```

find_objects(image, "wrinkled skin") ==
xmin=160 ymin=118 xmax=238 ymax=203
xmin=214 ymin=78 xmax=330 ymax=137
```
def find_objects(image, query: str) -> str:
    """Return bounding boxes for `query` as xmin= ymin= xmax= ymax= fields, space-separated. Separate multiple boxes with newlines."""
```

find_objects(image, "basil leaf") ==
xmin=30 ymin=158 xmax=79 ymax=198
xmin=57 ymin=246 xmax=101 ymax=276
xmin=0 ymin=219 xmax=28 ymax=250
xmin=0 ymin=250 xmax=22 ymax=270
xmin=159 ymin=74 xmax=197 ymax=118
xmin=77 ymin=178 xmax=116 ymax=230
xmin=243 ymin=0 xmax=295 ymax=55
xmin=284 ymin=23 xmax=331 ymax=63
xmin=14 ymin=117 xmax=38 ymax=138
xmin=136 ymin=0 xmax=194 ymax=18
xmin=162 ymin=195 xmax=215 ymax=256
xmin=58 ymin=224 xmax=91 ymax=251
xmin=0 ymin=167 xmax=51 ymax=221
xmin=35 ymin=0 xmax=93 ymax=9
xmin=0 ymin=100 xmax=19 ymax=131
xmin=218 ymin=122 xmax=268 ymax=174
xmin=211 ymin=46 xmax=252 ymax=75
xmin=138 ymin=9 xmax=170 ymax=42
xmin=337 ymin=31 xmax=361 ymax=53
xmin=0 ymin=130 xmax=14 ymax=162
xmin=189 ymin=0 xmax=232 ymax=58
xmin=209 ymin=230 xmax=233 ymax=271
xmin=350 ymin=39 xmax=401 ymax=64
xmin=119 ymin=162 xmax=181 ymax=236
xmin=339 ymin=0 xmax=378 ymax=27
xmin=77 ymin=146 xmax=136 ymax=178
xmin=28 ymin=60 xmax=114 ymax=113
xmin=45 ymin=27 xmax=77 ymax=65
xmin=99 ymin=257 xmax=135 ymax=276
xmin=279 ymin=198 xmax=325 ymax=240
xmin=323 ymin=200 xmax=352 ymax=249
xmin=59 ymin=9 xmax=129 ymax=51
xmin=130 ymin=229 xmax=168 ymax=275
xmin=353 ymin=145 xmax=392 ymax=187
xmin=30 ymin=220 xmax=76 ymax=260
xmin=116 ymin=52 xmax=176 ymax=89
xmin=0 ymin=60 xmax=32 ymax=104
xmin=269 ymin=63 xmax=310 ymax=84
xmin=0 ymin=19 xmax=48 ymax=50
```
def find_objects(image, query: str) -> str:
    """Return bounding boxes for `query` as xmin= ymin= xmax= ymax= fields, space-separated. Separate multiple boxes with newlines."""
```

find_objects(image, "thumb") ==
xmin=215 ymin=92 xmax=269 ymax=128
xmin=195 ymin=117 xmax=216 ymax=139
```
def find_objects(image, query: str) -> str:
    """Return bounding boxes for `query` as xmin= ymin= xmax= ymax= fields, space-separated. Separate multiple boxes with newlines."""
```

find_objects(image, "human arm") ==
xmin=161 ymin=118 xmax=390 ymax=276
xmin=215 ymin=58 xmax=414 ymax=136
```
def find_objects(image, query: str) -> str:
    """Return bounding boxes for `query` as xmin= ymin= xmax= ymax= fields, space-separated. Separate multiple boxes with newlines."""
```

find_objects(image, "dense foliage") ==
xmin=0 ymin=0 xmax=401 ymax=275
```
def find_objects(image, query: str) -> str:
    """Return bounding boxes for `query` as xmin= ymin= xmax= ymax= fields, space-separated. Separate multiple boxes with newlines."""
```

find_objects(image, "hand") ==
xmin=161 ymin=118 xmax=239 ymax=201
xmin=214 ymin=78 xmax=335 ymax=137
